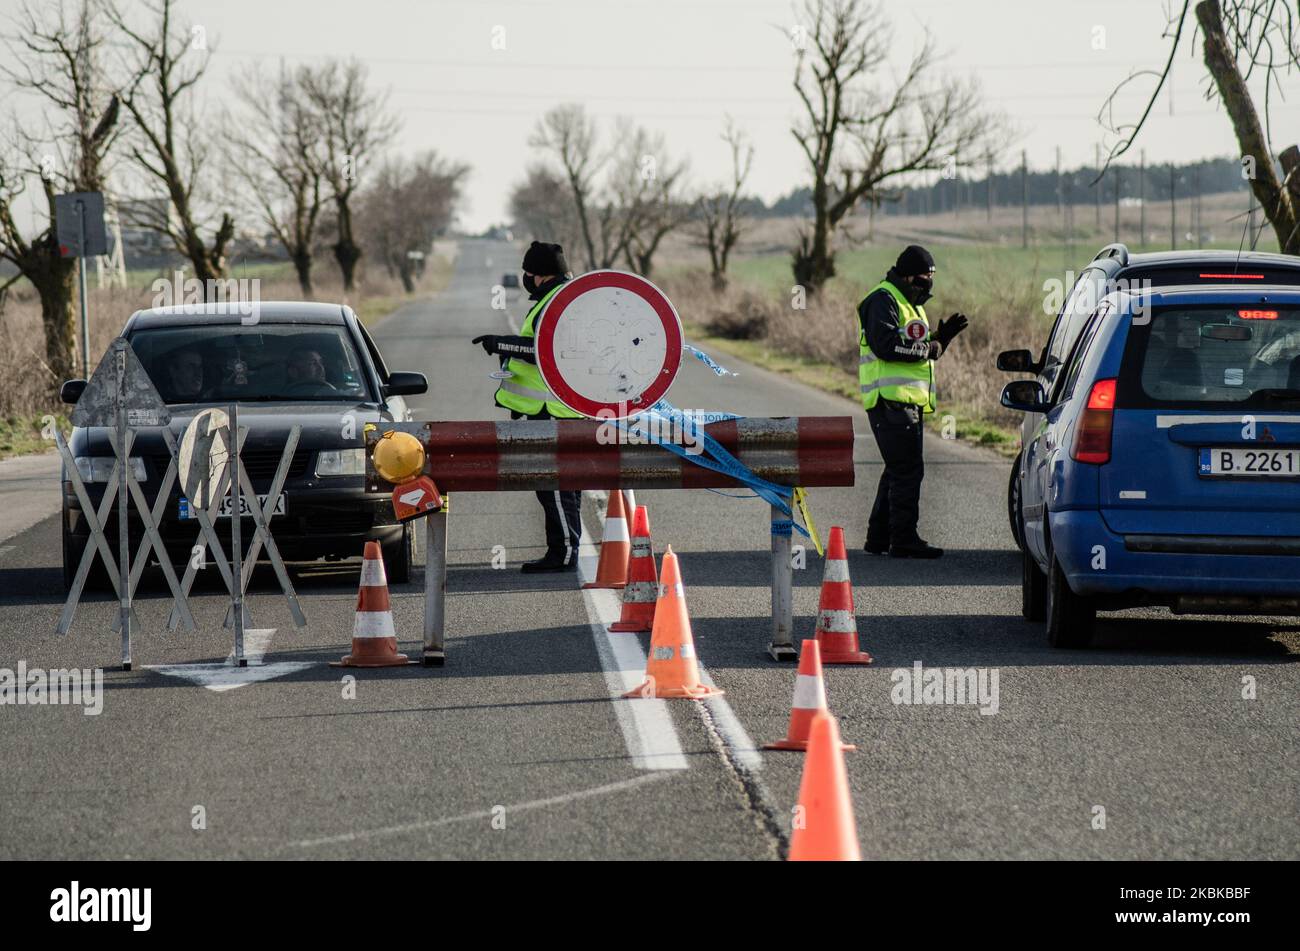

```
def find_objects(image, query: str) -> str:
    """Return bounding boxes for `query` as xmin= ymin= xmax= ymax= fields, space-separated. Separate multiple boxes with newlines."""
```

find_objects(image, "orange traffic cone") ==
xmin=624 ymin=546 xmax=722 ymax=699
xmin=583 ymin=489 xmax=629 ymax=589
xmin=764 ymin=640 xmax=856 ymax=752
xmin=814 ymin=526 xmax=873 ymax=665
xmin=609 ymin=505 xmax=657 ymax=633
xmin=788 ymin=711 xmax=861 ymax=861
xmin=331 ymin=541 xmax=413 ymax=668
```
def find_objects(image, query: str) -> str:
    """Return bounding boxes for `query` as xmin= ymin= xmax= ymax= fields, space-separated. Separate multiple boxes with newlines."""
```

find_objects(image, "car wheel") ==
xmin=1021 ymin=544 xmax=1046 ymax=621
xmin=1045 ymin=553 xmax=1096 ymax=648
xmin=1007 ymin=451 xmax=1024 ymax=551
xmin=381 ymin=523 xmax=415 ymax=584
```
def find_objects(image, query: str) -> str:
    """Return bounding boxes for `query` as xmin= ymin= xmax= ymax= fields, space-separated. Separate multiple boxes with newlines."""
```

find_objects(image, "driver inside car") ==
xmin=285 ymin=347 xmax=330 ymax=387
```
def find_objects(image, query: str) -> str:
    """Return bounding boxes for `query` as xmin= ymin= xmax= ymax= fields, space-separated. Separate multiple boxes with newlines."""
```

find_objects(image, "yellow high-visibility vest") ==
xmin=858 ymin=279 xmax=936 ymax=414
xmin=493 ymin=282 xmax=583 ymax=418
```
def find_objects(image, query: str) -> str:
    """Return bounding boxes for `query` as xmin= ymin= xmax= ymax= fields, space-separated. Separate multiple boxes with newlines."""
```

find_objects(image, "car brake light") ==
xmin=1237 ymin=309 xmax=1278 ymax=320
xmin=1199 ymin=273 xmax=1265 ymax=279
xmin=1073 ymin=378 xmax=1117 ymax=465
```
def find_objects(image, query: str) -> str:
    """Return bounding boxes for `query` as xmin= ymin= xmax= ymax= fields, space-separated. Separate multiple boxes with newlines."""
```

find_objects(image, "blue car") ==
xmin=1002 ymin=286 xmax=1300 ymax=647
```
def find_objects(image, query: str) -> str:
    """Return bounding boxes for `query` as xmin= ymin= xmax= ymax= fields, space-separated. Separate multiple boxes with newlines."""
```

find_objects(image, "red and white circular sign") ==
xmin=534 ymin=270 xmax=683 ymax=419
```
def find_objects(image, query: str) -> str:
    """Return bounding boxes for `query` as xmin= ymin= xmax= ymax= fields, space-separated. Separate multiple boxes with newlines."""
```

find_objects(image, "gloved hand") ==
xmin=934 ymin=313 xmax=969 ymax=349
xmin=472 ymin=334 xmax=500 ymax=356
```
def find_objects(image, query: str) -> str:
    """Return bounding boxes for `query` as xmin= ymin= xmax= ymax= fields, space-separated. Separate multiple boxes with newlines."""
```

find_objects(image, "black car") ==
xmin=997 ymin=245 xmax=1300 ymax=550
xmin=60 ymin=301 xmax=428 ymax=587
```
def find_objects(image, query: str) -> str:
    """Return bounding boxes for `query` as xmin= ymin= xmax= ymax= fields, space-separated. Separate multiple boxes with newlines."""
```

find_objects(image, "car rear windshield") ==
xmin=1119 ymin=305 xmax=1300 ymax=409
xmin=128 ymin=324 xmax=373 ymax=404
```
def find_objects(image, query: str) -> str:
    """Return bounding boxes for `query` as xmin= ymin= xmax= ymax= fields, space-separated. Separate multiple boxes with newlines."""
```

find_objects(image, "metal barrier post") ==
xmin=768 ymin=503 xmax=796 ymax=661
xmin=423 ymin=508 xmax=447 ymax=666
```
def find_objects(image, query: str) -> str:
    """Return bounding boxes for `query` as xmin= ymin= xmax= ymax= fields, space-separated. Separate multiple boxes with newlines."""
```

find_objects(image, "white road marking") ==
xmin=578 ymin=500 xmax=688 ymax=771
xmin=582 ymin=492 xmax=764 ymax=773
xmin=146 ymin=628 xmax=313 ymax=692
xmin=283 ymin=771 xmax=671 ymax=850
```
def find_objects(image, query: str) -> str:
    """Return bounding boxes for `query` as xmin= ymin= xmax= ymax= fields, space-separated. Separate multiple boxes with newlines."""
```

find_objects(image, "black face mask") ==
xmin=522 ymin=274 xmax=538 ymax=295
xmin=909 ymin=276 xmax=934 ymax=306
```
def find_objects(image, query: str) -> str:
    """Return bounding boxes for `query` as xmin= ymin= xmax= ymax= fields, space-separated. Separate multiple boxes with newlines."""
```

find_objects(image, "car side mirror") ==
xmin=60 ymin=379 xmax=87 ymax=405
xmin=384 ymin=371 xmax=427 ymax=397
xmin=1000 ymin=380 xmax=1049 ymax=413
xmin=996 ymin=349 xmax=1038 ymax=373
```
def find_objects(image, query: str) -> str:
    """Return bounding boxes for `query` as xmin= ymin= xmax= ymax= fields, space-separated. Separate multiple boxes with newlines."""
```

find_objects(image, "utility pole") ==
xmin=1114 ymin=165 xmax=1121 ymax=244
xmin=1170 ymin=164 xmax=1177 ymax=250
xmin=986 ymin=150 xmax=993 ymax=223
xmin=1021 ymin=150 xmax=1029 ymax=249
xmin=1194 ymin=164 xmax=1202 ymax=247
xmin=1094 ymin=143 xmax=1102 ymax=231
xmin=1139 ymin=150 xmax=1146 ymax=247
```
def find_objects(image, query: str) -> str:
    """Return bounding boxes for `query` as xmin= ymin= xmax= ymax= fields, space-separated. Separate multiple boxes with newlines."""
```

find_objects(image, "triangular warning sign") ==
xmin=71 ymin=336 xmax=171 ymax=428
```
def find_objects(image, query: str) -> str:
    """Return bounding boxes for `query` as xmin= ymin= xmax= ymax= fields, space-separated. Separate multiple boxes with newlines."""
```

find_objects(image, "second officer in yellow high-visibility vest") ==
xmin=472 ymin=241 xmax=584 ymax=573
xmin=859 ymin=245 xmax=968 ymax=559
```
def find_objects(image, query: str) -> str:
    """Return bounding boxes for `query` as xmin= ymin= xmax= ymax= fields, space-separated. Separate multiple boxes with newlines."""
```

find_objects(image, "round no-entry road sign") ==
xmin=534 ymin=270 xmax=683 ymax=419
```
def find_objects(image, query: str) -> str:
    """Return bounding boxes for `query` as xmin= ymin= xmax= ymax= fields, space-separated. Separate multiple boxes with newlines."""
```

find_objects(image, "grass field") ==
xmin=656 ymin=191 xmax=1284 ymax=449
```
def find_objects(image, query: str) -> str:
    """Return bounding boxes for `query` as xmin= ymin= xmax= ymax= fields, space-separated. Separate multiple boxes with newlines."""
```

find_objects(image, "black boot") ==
xmin=521 ymin=552 xmax=577 ymax=573
xmin=863 ymin=536 xmax=889 ymax=555
xmin=889 ymin=540 xmax=944 ymax=559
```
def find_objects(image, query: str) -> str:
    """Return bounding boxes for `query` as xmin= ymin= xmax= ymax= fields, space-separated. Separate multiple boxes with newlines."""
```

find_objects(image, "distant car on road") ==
xmin=59 ymin=302 xmax=428 ymax=588
xmin=998 ymin=245 xmax=1300 ymax=550
xmin=1001 ymin=284 xmax=1300 ymax=647
xmin=501 ymin=272 xmax=519 ymax=289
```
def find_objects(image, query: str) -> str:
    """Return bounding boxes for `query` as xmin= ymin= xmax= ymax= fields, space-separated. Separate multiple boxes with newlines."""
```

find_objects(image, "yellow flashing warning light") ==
xmin=372 ymin=429 xmax=425 ymax=483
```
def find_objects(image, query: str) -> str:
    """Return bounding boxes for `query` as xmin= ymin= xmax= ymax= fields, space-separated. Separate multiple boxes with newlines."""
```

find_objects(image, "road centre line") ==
xmin=283 ymin=771 xmax=671 ymax=850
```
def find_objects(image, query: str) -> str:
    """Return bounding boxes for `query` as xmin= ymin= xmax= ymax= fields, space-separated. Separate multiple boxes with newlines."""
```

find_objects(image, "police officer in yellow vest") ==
xmin=859 ymin=245 xmax=968 ymax=559
xmin=472 ymin=241 xmax=585 ymax=573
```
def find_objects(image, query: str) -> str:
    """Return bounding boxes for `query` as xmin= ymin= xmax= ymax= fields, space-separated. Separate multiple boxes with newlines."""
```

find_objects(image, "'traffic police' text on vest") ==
xmin=858 ymin=280 xmax=936 ymax=414
xmin=494 ymin=282 xmax=584 ymax=418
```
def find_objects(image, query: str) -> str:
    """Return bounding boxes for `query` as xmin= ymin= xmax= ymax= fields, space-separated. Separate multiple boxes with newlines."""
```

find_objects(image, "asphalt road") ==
xmin=1 ymin=238 xmax=1296 ymax=860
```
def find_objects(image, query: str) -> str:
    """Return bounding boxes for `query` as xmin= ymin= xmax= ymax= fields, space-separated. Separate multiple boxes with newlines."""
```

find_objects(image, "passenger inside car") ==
xmin=165 ymin=346 xmax=205 ymax=401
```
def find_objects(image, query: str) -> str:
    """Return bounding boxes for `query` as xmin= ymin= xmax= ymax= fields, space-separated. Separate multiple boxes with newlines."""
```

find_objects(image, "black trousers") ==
xmin=866 ymin=399 xmax=926 ymax=546
xmin=511 ymin=408 xmax=582 ymax=563
xmin=536 ymin=488 xmax=582 ymax=564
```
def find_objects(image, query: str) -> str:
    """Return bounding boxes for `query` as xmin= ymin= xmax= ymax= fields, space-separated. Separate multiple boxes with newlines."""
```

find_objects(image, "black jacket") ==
xmin=858 ymin=268 xmax=941 ymax=363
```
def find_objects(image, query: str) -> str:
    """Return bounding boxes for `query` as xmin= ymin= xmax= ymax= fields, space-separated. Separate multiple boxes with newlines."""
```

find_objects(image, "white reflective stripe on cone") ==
xmin=624 ymin=581 xmax=657 ymax=601
xmin=791 ymin=673 xmax=827 ymax=710
xmin=353 ymin=611 xmax=396 ymax=638
xmin=679 ymin=643 xmax=695 ymax=659
xmin=817 ymin=608 xmax=857 ymax=633
xmin=603 ymin=517 xmax=629 ymax=542
xmin=359 ymin=558 xmax=387 ymax=587
xmin=822 ymin=559 xmax=851 ymax=583
xmin=658 ymin=582 xmax=684 ymax=599
xmin=630 ymin=540 xmax=652 ymax=556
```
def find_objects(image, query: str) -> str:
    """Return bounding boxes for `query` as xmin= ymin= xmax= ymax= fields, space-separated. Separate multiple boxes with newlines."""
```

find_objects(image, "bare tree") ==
xmin=358 ymin=151 xmax=467 ymax=293
xmin=0 ymin=0 xmax=120 ymax=384
xmin=790 ymin=0 xmax=998 ymax=293
xmin=228 ymin=65 xmax=327 ymax=294
xmin=109 ymin=0 xmax=234 ymax=285
xmin=509 ymin=162 xmax=583 ymax=254
xmin=1098 ymin=0 xmax=1300 ymax=253
xmin=691 ymin=118 xmax=754 ymax=290
xmin=529 ymin=103 xmax=607 ymax=270
xmin=299 ymin=59 xmax=399 ymax=291
xmin=612 ymin=121 xmax=691 ymax=277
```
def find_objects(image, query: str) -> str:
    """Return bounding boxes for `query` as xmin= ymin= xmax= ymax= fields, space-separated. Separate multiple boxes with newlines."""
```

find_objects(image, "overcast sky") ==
xmin=5 ymin=0 xmax=1298 ymax=233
